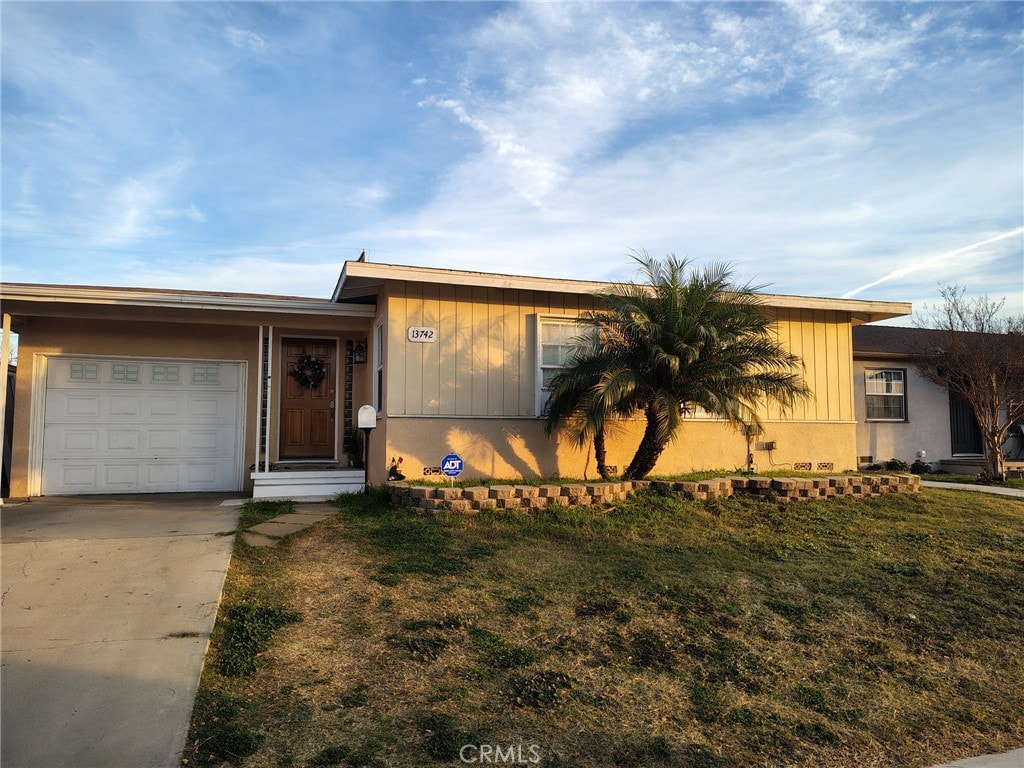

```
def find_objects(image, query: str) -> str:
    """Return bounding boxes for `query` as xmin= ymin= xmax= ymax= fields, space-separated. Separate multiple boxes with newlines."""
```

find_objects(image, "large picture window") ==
xmin=865 ymin=368 xmax=907 ymax=421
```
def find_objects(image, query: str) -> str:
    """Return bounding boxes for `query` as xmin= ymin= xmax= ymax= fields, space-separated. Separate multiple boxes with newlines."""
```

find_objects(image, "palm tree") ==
xmin=543 ymin=345 xmax=622 ymax=479
xmin=544 ymin=253 xmax=810 ymax=480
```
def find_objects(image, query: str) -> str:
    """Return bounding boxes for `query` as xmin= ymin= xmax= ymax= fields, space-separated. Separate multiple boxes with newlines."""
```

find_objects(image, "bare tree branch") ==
xmin=912 ymin=285 xmax=1024 ymax=480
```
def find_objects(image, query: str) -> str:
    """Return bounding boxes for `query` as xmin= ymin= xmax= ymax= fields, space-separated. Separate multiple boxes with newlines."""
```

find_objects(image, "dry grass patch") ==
xmin=183 ymin=489 xmax=1024 ymax=768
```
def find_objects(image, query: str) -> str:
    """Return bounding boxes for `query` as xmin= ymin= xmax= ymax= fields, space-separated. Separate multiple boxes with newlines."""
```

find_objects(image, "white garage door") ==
xmin=41 ymin=357 xmax=242 ymax=495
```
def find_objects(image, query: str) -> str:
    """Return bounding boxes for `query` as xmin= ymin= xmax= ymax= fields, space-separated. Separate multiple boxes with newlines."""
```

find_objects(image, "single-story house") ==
xmin=852 ymin=324 xmax=1024 ymax=472
xmin=1 ymin=260 xmax=911 ymax=500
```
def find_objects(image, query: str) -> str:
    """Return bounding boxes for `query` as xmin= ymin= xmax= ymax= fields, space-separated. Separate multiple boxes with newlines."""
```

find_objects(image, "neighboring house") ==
xmin=852 ymin=325 xmax=1023 ymax=471
xmin=1 ymin=261 xmax=910 ymax=500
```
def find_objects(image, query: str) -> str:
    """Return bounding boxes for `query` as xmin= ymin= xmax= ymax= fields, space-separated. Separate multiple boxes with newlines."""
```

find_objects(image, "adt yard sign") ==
xmin=441 ymin=453 xmax=464 ymax=478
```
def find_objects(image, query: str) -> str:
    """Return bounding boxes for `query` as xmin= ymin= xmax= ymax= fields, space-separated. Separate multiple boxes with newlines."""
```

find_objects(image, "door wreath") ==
xmin=291 ymin=354 xmax=327 ymax=389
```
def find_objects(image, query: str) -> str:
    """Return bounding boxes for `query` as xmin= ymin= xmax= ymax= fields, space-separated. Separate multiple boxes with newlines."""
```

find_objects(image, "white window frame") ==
xmin=534 ymin=314 xmax=589 ymax=417
xmin=373 ymin=322 xmax=384 ymax=414
xmin=865 ymin=368 xmax=907 ymax=422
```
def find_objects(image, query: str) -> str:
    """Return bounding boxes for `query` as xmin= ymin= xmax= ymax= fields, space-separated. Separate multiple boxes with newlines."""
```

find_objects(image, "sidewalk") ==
xmin=921 ymin=480 xmax=1024 ymax=498
xmin=929 ymin=747 xmax=1024 ymax=768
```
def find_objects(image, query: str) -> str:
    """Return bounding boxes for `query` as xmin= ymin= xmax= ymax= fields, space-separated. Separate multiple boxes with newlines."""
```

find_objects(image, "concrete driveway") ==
xmin=1 ymin=494 xmax=241 ymax=768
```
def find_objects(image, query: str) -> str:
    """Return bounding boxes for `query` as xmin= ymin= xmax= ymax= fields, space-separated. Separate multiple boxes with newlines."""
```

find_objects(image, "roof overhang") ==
xmin=1 ymin=283 xmax=376 ymax=318
xmin=332 ymin=260 xmax=911 ymax=324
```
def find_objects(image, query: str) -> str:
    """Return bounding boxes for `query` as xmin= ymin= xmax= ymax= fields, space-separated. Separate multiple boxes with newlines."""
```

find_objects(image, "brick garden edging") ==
xmin=385 ymin=474 xmax=921 ymax=514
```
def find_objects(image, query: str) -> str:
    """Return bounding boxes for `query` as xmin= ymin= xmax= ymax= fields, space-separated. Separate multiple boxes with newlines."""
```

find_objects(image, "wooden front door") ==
xmin=949 ymin=391 xmax=983 ymax=455
xmin=280 ymin=339 xmax=337 ymax=459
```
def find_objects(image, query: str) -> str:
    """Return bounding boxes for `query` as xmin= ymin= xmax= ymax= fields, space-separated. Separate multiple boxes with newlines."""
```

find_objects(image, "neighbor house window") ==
xmin=865 ymin=368 xmax=907 ymax=421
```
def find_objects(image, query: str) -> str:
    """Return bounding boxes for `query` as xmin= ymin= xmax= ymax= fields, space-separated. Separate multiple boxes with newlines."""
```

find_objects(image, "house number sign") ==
xmin=407 ymin=326 xmax=437 ymax=342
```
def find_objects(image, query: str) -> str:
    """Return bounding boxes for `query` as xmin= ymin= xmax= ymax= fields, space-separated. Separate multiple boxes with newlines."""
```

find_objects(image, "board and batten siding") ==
xmin=767 ymin=308 xmax=854 ymax=423
xmin=384 ymin=285 xmax=854 ymax=423
xmin=384 ymin=283 xmax=598 ymax=418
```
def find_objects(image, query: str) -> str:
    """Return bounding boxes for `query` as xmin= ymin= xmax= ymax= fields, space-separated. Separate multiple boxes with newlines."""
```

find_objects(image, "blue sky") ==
xmin=3 ymin=1 xmax=1022 ymax=321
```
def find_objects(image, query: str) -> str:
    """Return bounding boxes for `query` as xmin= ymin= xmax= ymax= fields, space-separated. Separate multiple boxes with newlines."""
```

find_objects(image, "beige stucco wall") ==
xmin=383 ymin=416 xmax=858 ymax=482
xmin=853 ymin=358 xmax=951 ymax=467
xmin=8 ymin=315 xmax=372 ymax=497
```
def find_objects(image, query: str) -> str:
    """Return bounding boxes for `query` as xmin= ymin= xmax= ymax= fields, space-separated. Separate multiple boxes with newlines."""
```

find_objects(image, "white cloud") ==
xmin=96 ymin=158 xmax=194 ymax=243
xmin=224 ymin=26 xmax=268 ymax=55
xmin=354 ymin=183 xmax=390 ymax=205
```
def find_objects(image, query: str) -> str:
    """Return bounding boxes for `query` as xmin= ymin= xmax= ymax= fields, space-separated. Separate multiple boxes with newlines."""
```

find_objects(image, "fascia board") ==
xmin=1 ymin=283 xmax=376 ymax=318
xmin=334 ymin=261 xmax=912 ymax=322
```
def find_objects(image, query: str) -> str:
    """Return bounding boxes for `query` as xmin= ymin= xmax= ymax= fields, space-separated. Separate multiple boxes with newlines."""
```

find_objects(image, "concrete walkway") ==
xmin=921 ymin=480 xmax=1024 ymax=498
xmin=929 ymin=747 xmax=1024 ymax=768
xmin=1 ymin=495 xmax=240 ymax=768
xmin=239 ymin=503 xmax=337 ymax=547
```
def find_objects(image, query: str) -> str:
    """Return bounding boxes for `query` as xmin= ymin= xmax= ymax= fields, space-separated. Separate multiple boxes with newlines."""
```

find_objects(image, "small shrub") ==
xmin=883 ymin=458 xmax=911 ymax=472
xmin=910 ymin=459 xmax=931 ymax=474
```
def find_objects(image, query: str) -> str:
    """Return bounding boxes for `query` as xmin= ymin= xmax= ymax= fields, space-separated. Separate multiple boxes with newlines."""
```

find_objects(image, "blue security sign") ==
xmin=440 ymin=453 xmax=464 ymax=478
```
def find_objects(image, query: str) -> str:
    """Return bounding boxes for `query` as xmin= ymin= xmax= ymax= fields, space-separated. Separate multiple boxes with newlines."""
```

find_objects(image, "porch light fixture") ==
xmin=353 ymin=340 xmax=367 ymax=364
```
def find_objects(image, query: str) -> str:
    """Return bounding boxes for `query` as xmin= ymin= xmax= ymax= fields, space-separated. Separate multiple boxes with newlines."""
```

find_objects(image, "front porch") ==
xmin=250 ymin=324 xmax=373 ymax=500
xmin=251 ymin=465 xmax=366 ymax=500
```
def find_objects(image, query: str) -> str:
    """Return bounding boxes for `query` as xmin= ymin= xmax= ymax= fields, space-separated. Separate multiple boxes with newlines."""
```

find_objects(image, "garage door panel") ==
xmin=110 ymin=396 xmax=142 ymax=416
xmin=149 ymin=397 xmax=183 ymax=417
xmin=62 ymin=430 xmax=100 ymax=452
xmin=42 ymin=358 xmax=242 ymax=495
xmin=107 ymin=430 xmax=141 ymax=451
xmin=106 ymin=465 xmax=141 ymax=487
xmin=42 ymin=464 xmax=99 ymax=492
xmin=60 ymin=396 xmax=102 ymax=418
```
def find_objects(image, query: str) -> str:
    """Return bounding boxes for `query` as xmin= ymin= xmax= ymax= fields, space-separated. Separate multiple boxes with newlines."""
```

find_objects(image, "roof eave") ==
xmin=1 ymin=283 xmax=376 ymax=318
xmin=333 ymin=260 xmax=912 ymax=320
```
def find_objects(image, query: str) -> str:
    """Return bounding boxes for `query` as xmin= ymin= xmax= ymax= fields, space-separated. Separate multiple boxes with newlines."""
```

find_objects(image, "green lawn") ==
xmin=183 ymin=487 xmax=1024 ymax=768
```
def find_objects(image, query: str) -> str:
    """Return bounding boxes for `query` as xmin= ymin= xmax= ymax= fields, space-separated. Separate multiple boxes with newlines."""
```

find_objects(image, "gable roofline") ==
xmin=333 ymin=260 xmax=912 ymax=323
xmin=0 ymin=282 xmax=376 ymax=318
